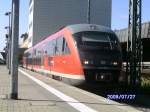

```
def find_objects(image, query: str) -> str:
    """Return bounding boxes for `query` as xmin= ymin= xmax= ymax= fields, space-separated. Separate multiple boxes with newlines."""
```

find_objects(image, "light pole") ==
xmin=4 ymin=26 xmax=10 ymax=69
xmin=87 ymin=0 xmax=91 ymax=24
xmin=5 ymin=11 xmax=11 ymax=73
xmin=10 ymin=0 xmax=20 ymax=99
xmin=127 ymin=0 xmax=142 ymax=86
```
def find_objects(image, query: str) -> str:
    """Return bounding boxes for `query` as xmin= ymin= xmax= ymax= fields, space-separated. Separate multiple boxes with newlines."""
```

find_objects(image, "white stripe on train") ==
xmin=24 ymin=66 xmax=85 ymax=80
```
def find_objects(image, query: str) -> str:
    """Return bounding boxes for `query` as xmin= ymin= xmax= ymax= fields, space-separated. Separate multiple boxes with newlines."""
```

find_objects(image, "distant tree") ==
xmin=21 ymin=33 xmax=28 ymax=42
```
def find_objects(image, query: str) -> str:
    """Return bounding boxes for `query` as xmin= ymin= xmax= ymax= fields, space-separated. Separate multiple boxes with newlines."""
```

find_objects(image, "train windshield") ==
xmin=73 ymin=31 xmax=120 ymax=50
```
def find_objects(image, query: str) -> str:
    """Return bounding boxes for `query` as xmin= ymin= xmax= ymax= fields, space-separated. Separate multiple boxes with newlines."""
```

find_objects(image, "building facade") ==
xmin=115 ymin=21 xmax=150 ymax=61
xmin=28 ymin=0 xmax=112 ymax=48
xmin=115 ymin=22 xmax=150 ymax=43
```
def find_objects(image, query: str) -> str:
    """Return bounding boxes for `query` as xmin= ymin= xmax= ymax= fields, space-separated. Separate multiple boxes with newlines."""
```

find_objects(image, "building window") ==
xmin=29 ymin=22 xmax=32 ymax=29
xmin=29 ymin=6 xmax=33 ymax=14
xmin=29 ymin=0 xmax=32 ymax=6
xmin=29 ymin=37 xmax=32 ymax=43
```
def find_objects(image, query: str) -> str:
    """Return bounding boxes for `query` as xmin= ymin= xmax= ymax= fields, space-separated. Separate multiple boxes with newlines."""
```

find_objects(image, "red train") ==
xmin=23 ymin=24 xmax=122 ymax=85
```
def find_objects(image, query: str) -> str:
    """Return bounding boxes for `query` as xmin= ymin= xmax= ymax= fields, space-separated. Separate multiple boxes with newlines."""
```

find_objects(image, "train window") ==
xmin=81 ymin=32 xmax=111 ymax=43
xmin=50 ymin=42 xmax=54 ymax=56
xmin=52 ymin=39 xmax=56 ymax=55
xmin=26 ymin=51 xmax=32 ymax=59
xmin=44 ymin=41 xmax=52 ymax=56
xmin=73 ymin=31 xmax=121 ymax=50
xmin=45 ymin=50 xmax=47 ymax=54
xmin=42 ymin=37 xmax=70 ymax=56
xmin=24 ymin=52 xmax=30 ymax=57
xmin=34 ymin=49 xmax=36 ymax=56
xmin=62 ymin=38 xmax=65 ymax=52
xmin=27 ymin=50 xmax=33 ymax=65
xmin=38 ymin=50 xmax=41 ymax=56
xmin=44 ymin=43 xmax=48 ymax=55
xmin=35 ymin=48 xmax=42 ymax=65
xmin=62 ymin=38 xmax=70 ymax=55
xmin=56 ymin=37 xmax=63 ymax=55
xmin=64 ymin=42 xmax=70 ymax=54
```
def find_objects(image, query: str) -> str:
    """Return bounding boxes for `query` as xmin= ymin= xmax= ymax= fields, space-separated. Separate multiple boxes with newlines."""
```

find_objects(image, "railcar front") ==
xmin=69 ymin=24 xmax=122 ymax=83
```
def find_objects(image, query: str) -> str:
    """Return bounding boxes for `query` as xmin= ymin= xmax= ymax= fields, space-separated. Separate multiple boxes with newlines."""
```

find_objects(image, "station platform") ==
xmin=0 ymin=65 xmax=142 ymax=112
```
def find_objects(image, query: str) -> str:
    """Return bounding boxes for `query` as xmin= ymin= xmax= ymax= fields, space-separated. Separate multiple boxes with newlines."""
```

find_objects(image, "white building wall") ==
xmin=28 ymin=0 xmax=34 ymax=47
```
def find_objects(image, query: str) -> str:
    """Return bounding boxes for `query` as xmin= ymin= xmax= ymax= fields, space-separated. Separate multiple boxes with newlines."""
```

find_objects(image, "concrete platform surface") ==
xmin=0 ymin=65 xmax=142 ymax=112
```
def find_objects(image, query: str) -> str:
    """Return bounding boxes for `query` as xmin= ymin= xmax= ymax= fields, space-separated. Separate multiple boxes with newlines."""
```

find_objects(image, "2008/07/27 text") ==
xmin=107 ymin=94 xmax=136 ymax=100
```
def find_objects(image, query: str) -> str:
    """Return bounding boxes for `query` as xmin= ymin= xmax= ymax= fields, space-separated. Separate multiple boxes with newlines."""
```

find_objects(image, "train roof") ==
xmin=66 ymin=24 xmax=114 ymax=34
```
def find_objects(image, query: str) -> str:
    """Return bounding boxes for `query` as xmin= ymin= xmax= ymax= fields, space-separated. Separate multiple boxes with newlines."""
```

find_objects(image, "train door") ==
xmin=41 ymin=47 xmax=44 ymax=70
xmin=54 ymin=36 xmax=64 ymax=73
xmin=23 ymin=52 xmax=28 ymax=69
xmin=33 ymin=48 xmax=36 ymax=70
xmin=53 ymin=36 xmax=71 ymax=74
xmin=35 ymin=47 xmax=42 ymax=71
xmin=43 ymin=41 xmax=53 ymax=75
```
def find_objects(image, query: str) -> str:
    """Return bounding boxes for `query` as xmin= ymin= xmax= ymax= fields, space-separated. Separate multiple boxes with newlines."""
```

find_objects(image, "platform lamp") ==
xmin=4 ymin=26 xmax=10 ymax=69
xmin=5 ymin=11 xmax=11 ymax=72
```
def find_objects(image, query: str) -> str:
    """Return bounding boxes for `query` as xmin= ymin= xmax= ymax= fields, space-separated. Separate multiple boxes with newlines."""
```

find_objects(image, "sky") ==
xmin=0 ymin=0 xmax=28 ymax=52
xmin=112 ymin=0 xmax=150 ymax=30
xmin=0 ymin=0 xmax=150 ymax=53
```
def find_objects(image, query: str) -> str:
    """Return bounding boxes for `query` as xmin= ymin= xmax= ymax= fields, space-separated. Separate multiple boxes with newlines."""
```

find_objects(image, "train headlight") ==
xmin=83 ymin=60 xmax=89 ymax=65
xmin=112 ymin=61 xmax=118 ymax=65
